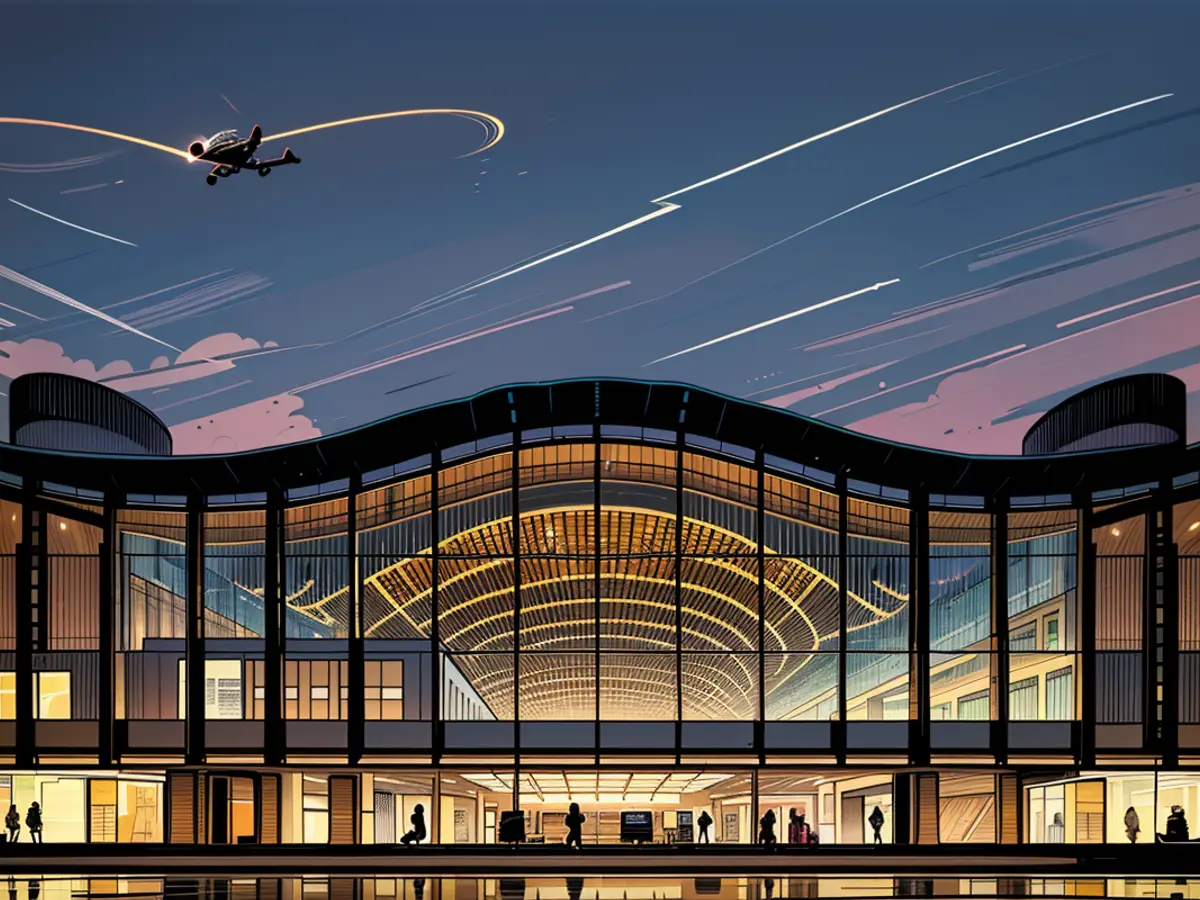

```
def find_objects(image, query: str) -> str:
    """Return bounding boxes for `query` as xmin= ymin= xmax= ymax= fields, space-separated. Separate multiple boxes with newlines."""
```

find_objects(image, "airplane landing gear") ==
xmin=206 ymin=174 xmax=218 ymax=186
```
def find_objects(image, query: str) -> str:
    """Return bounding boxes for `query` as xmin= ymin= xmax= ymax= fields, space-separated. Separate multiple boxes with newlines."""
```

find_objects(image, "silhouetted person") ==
xmin=566 ymin=878 xmax=584 ymax=900
xmin=697 ymin=810 xmax=713 ymax=844
xmin=1157 ymin=806 xmax=1190 ymax=843
xmin=4 ymin=805 xmax=18 ymax=843
xmin=868 ymin=806 xmax=884 ymax=846
xmin=400 ymin=803 xmax=426 ymax=845
xmin=565 ymin=802 xmax=585 ymax=850
xmin=758 ymin=809 xmax=777 ymax=845
xmin=762 ymin=880 xmax=775 ymax=900
xmin=25 ymin=804 xmax=41 ymax=844
xmin=1125 ymin=807 xmax=1141 ymax=843
xmin=27 ymin=882 xmax=39 ymax=900
xmin=413 ymin=881 xmax=425 ymax=900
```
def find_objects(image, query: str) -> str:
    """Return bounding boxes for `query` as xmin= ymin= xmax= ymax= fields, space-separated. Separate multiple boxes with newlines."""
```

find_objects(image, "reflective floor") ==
xmin=4 ymin=878 xmax=1200 ymax=900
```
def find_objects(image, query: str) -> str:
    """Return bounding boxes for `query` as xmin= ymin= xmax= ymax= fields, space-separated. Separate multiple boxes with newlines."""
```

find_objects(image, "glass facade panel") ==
xmin=764 ymin=652 xmax=838 ymax=719
xmin=439 ymin=454 xmax=512 ymax=550
xmin=682 ymin=652 xmax=758 ymax=720
xmin=285 ymin=499 xmax=349 ymax=639
xmin=1010 ymin=653 xmax=1077 ymax=720
xmin=1009 ymin=510 xmax=1078 ymax=722
xmin=117 ymin=509 xmax=187 ymax=720
xmin=846 ymin=653 xmax=910 ymax=720
xmin=930 ymin=512 xmax=992 ymax=720
xmin=444 ymin=653 xmax=508 ymax=720
xmin=517 ymin=652 xmax=596 ymax=720
xmin=599 ymin=652 xmax=676 ymax=720
xmin=1177 ymin=498 xmax=1200 ymax=725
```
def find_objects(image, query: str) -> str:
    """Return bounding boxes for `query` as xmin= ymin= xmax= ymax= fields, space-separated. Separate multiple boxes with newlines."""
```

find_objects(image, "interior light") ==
xmin=59 ymin=521 xmax=67 ymax=531
xmin=1111 ymin=528 xmax=1121 ymax=537
xmin=1190 ymin=522 xmax=1200 ymax=532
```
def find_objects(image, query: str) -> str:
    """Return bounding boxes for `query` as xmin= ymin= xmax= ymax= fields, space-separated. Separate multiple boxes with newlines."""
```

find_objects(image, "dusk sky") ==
xmin=3 ymin=0 xmax=1200 ymax=455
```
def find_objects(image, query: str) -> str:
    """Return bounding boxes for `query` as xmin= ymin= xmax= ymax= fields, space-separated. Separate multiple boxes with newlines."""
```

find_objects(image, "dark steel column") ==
xmin=430 ymin=447 xmax=442 ymax=763
xmin=512 ymin=432 xmax=522 ymax=760
xmin=1146 ymin=482 xmax=1175 ymax=760
xmin=835 ymin=473 xmax=848 ymax=761
xmin=674 ymin=430 xmax=685 ymax=757
xmin=1077 ymin=494 xmax=1096 ymax=768
xmin=593 ymin=423 xmax=602 ymax=760
xmin=264 ymin=488 xmax=284 ymax=766
xmin=99 ymin=494 xmax=118 ymax=767
xmin=756 ymin=449 xmax=766 ymax=762
xmin=1161 ymin=482 xmax=1180 ymax=767
xmin=185 ymin=493 xmax=206 ymax=765
xmin=912 ymin=492 xmax=931 ymax=766
xmin=990 ymin=497 xmax=1009 ymax=764
xmin=14 ymin=485 xmax=37 ymax=766
xmin=347 ymin=473 xmax=364 ymax=763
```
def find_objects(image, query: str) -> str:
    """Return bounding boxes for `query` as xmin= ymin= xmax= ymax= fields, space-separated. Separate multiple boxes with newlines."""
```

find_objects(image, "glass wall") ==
xmin=929 ymin=512 xmax=992 ymax=721
xmin=1178 ymin=498 xmax=1200 ymax=735
xmin=439 ymin=453 xmax=512 ymax=722
xmin=1093 ymin=513 xmax=1144 ymax=726
xmin=1007 ymin=510 xmax=1078 ymax=721
xmin=844 ymin=499 xmax=910 ymax=721
xmin=116 ymin=509 xmax=187 ymax=722
xmin=763 ymin=472 xmax=838 ymax=721
xmin=599 ymin=445 xmax=676 ymax=723
xmin=42 ymin=512 xmax=102 ymax=726
xmin=358 ymin=471 xmax=432 ymax=725
xmin=285 ymin=500 xmax=349 ymax=738
xmin=202 ymin=510 xmax=266 ymax=721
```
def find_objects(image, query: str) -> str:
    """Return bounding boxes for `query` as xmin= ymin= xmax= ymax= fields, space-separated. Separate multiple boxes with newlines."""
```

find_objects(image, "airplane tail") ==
xmin=283 ymin=147 xmax=300 ymax=164
xmin=249 ymin=123 xmax=263 ymax=143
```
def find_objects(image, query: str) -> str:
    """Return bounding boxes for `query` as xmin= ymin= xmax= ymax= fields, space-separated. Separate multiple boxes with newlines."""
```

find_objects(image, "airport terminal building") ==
xmin=1 ymin=373 xmax=1199 ymax=848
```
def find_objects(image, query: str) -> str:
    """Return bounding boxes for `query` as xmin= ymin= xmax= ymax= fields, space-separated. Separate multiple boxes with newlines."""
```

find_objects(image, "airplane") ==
xmin=187 ymin=124 xmax=301 ymax=186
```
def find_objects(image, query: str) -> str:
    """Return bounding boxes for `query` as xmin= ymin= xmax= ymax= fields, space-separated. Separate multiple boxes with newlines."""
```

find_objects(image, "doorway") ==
xmin=210 ymin=775 xmax=258 ymax=845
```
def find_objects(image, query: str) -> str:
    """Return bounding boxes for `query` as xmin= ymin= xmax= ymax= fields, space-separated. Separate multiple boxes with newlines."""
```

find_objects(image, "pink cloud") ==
xmin=169 ymin=394 xmax=321 ymax=455
xmin=0 ymin=332 xmax=276 ymax=394
xmin=847 ymin=292 xmax=1200 ymax=452
xmin=0 ymin=338 xmax=134 ymax=381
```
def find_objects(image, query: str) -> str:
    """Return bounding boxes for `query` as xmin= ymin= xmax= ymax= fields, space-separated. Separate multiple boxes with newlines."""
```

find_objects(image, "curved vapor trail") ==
xmin=290 ymin=306 xmax=573 ymax=395
xmin=405 ymin=72 xmax=1001 ymax=314
xmin=0 ymin=150 xmax=122 ymax=173
xmin=0 ymin=108 xmax=506 ymax=163
xmin=0 ymin=263 xmax=179 ymax=351
xmin=625 ymin=94 xmax=1173 ymax=315
xmin=8 ymin=198 xmax=137 ymax=247
xmin=648 ymin=279 xmax=901 ymax=365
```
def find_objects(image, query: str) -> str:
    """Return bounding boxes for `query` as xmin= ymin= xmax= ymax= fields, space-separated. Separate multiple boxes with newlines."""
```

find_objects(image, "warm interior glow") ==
xmin=1190 ymin=521 xmax=1199 ymax=532
xmin=1111 ymin=528 xmax=1121 ymax=537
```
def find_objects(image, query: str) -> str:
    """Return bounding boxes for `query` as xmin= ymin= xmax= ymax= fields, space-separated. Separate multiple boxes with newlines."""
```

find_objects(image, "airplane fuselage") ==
xmin=188 ymin=125 xmax=301 ymax=186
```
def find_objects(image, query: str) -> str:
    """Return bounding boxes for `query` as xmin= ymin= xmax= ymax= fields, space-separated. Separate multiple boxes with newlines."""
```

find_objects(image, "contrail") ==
xmin=647 ymin=279 xmax=901 ymax=366
xmin=0 ymin=108 xmax=506 ymax=163
xmin=0 ymin=263 xmax=179 ymax=351
xmin=220 ymin=94 xmax=242 ymax=117
xmin=290 ymin=306 xmax=573 ymax=395
xmin=403 ymin=73 xmax=1000 ymax=311
xmin=627 ymin=93 xmax=1174 ymax=312
xmin=945 ymin=53 xmax=1099 ymax=104
xmin=9 ymin=198 xmax=137 ymax=247
xmin=59 ymin=183 xmax=109 ymax=195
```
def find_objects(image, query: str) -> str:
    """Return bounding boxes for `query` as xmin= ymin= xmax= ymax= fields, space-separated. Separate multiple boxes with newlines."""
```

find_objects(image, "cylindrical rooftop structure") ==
xmin=9 ymin=371 xmax=173 ymax=455
xmin=1021 ymin=372 xmax=1186 ymax=456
